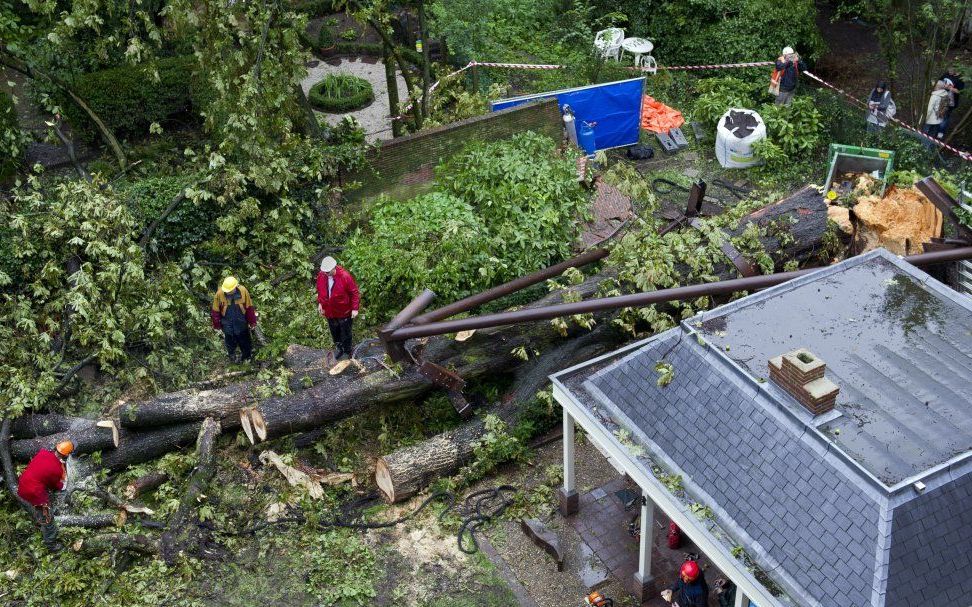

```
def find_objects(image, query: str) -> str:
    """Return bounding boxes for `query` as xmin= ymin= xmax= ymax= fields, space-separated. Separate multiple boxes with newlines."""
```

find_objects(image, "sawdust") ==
xmin=381 ymin=512 xmax=470 ymax=606
xmin=827 ymin=205 xmax=853 ymax=234
xmin=853 ymin=187 xmax=942 ymax=255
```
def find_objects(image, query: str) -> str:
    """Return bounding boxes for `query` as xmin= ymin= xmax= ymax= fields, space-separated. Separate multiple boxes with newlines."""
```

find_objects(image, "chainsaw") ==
xmin=584 ymin=591 xmax=614 ymax=607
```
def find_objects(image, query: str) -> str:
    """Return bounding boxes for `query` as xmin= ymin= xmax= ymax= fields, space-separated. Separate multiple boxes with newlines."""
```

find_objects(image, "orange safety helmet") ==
xmin=680 ymin=560 xmax=701 ymax=582
xmin=55 ymin=440 xmax=75 ymax=457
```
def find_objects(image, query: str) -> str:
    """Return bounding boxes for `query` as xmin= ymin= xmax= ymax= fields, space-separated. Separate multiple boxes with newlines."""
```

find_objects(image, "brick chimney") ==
xmin=768 ymin=349 xmax=839 ymax=415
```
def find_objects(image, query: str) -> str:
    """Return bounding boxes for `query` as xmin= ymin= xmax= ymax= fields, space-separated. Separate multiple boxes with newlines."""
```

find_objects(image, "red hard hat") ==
xmin=680 ymin=560 xmax=701 ymax=582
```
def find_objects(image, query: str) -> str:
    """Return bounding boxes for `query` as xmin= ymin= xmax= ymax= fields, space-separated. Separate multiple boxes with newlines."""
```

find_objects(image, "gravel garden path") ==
xmin=301 ymin=57 xmax=408 ymax=143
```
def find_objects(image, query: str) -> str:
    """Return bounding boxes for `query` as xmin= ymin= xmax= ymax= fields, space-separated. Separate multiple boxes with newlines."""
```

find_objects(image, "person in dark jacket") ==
xmin=774 ymin=46 xmax=807 ymax=106
xmin=866 ymin=81 xmax=895 ymax=132
xmin=937 ymin=68 xmax=964 ymax=136
xmin=18 ymin=441 xmax=74 ymax=550
xmin=211 ymin=276 xmax=258 ymax=362
xmin=662 ymin=560 xmax=709 ymax=607
xmin=316 ymin=256 xmax=360 ymax=361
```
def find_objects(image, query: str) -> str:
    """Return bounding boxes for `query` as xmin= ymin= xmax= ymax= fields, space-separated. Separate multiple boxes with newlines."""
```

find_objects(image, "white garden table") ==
xmin=621 ymin=38 xmax=654 ymax=69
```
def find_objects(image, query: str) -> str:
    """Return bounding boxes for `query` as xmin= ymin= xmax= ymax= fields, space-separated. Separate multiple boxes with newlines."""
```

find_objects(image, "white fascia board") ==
xmin=552 ymin=381 xmax=785 ymax=607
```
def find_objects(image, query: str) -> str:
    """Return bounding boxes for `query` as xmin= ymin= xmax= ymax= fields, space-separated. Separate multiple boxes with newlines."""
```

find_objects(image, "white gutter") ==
xmin=552 ymin=380 xmax=785 ymax=607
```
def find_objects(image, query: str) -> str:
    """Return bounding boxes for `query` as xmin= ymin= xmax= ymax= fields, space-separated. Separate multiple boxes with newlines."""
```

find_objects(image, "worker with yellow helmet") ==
xmin=17 ymin=440 xmax=74 ymax=550
xmin=211 ymin=276 xmax=258 ymax=363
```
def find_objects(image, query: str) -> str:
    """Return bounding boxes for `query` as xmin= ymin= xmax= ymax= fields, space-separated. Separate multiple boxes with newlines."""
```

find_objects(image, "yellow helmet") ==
xmin=55 ymin=440 xmax=74 ymax=457
xmin=221 ymin=276 xmax=239 ymax=293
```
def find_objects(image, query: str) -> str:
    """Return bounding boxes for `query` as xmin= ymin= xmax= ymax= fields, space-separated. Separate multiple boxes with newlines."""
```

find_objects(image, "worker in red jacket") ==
xmin=17 ymin=440 xmax=74 ymax=550
xmin=316 ymin=256 xmax=360 ymax=361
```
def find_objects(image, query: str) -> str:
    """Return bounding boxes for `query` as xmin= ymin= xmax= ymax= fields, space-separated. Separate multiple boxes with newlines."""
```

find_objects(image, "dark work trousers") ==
xmin=224 ymin=329 xmax=253 ymax=362
xmin=36 ymin=503 xmax=59 ymax=550
xmin=327 ymin=316 xmax=354 ymax=358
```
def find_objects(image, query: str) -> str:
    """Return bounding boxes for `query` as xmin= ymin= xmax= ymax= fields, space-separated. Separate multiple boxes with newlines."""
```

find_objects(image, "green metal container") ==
xmin=825 ymin=144 xmax=895 ymax=198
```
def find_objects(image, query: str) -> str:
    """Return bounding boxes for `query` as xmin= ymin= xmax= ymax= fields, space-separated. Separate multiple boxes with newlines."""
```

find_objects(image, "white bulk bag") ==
xmin=715 ymin=108 xmax=766 ymax=169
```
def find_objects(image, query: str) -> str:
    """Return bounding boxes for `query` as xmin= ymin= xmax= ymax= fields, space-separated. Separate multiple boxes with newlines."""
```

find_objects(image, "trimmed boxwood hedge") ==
xmin=309 ymin=74 xmax=374 ymax=113
xmin=66 ymin=55 xmax=206 ymax=141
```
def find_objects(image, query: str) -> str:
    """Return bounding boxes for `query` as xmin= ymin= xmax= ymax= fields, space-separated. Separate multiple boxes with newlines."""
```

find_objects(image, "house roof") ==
xmin=551 ymin=249 xmax=972 ymax=607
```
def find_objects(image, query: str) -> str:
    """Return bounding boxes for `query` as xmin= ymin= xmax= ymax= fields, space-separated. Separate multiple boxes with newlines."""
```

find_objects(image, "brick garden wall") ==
xmin=344 ymin=99 xmax=562 ymax=201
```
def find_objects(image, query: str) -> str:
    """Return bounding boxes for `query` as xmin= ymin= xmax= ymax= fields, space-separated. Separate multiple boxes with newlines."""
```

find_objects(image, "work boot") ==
xmin=41 ymin=522 xmax=62 ymax=552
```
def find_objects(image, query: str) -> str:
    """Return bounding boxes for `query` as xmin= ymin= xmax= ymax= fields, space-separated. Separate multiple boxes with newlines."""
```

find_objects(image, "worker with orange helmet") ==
xmin=661 ymin=560 xmax=710 ymax=607
xmin=17 ymin=440 xmax=74 ymax=550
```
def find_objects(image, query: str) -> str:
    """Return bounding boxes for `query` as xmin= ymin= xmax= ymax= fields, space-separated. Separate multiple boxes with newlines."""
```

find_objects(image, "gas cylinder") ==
xmin=578 ymin=122 xmax=596 ymax=156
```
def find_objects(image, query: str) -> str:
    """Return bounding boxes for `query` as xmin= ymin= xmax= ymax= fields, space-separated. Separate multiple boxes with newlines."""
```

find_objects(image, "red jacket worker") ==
xmin=18 ymin=440 xmax=74 ymax=550
xmin=316 ymin=256 xmax=360 ymax=360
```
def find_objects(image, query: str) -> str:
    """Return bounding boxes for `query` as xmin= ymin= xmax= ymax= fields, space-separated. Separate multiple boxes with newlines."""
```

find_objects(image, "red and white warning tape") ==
xmin=803 ymin=71 xmax=972 ymax=163
xmin=386 ymin=59 xmax=972 ymax=162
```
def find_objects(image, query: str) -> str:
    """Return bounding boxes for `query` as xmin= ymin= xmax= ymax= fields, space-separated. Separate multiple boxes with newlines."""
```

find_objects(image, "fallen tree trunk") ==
xmin=73 ymin=533 xmax=159 ymax=556
xmin=80 ymin=422 xmax=205 ymax=474
xmin=1 ymin=419 xmax=37 ymax=517
xmin=115 ymin=345 xmax=330 ymax=428
xmin=11 ymin=420 xmax=118 ymax=461
xmin=9 ymin=413 xmax=85 ymax=438
xmin=55 ymin=514 xmax=118 ymax=528
xmin=160 ymin=418 xmax=221 ymax=564
xmin=124 ymin=471 xmax=170 ymax=500
xmin=375 ymin=324 xmax=621 ymax=503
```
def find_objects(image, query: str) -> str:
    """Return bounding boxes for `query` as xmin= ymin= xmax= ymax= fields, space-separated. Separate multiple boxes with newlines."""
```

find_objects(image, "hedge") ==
xmin=67 ymin=55 xmax=205 ymax=141
xmin=309 ymin=74 xmax=375 ymax=113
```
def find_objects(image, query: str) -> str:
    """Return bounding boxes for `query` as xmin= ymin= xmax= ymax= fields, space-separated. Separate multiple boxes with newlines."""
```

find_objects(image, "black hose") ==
xmin=651 ymin=177 xmax=752 ymax=202
xmin=448 ymin=485 xmax=517 ymax=554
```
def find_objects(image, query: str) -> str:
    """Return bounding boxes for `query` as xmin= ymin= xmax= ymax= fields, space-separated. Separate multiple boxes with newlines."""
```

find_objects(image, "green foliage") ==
xmin=66 ymin=55 xmax=202 ymax=140
xmin=604 ymin=0 xmax=824 ymax=66
xmin=124 ymin=174 xmax=217 ymax=255
xmin=318 ymin=22 xmax=335 ymax=47
xmin=305 ymin=530 xmax=379 ymax=605
xmin=308 ymin=73 xmax=375 ymax=112
xmin=456 ymin=414 xmax=525 ymax=485
xmin=692 ymin=76 xmax=764 ymax=125
xmin=759 ymin=97 xmax=823 ymax=157
xmin=0 ymin=176 xmax=213 ymax=416
xmin=344 ymin=132 xmax=588 ymax=321
xmin=0 ymin=89 xmax=29 ymax=181
xmin=654 ymin=361 xmax=674 ymax=387
xmin=339 ymin=27 xmax=358 ymax=41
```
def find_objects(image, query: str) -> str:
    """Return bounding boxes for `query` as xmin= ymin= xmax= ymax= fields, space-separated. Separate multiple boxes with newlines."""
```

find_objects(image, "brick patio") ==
xmin=567 ymin=477 xmax=725 ymax=606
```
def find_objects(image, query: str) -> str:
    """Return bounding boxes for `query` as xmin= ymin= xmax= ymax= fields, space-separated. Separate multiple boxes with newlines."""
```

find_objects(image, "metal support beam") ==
xmin=734 ymin=588 xmax=748 ymax=607
xmin=411 ymin=248 xmax=609 ymax=325
xmin=558 ymin=409 xmax=578 ymax=516
xmin=385 ymin=248 xmax=972 ymax=342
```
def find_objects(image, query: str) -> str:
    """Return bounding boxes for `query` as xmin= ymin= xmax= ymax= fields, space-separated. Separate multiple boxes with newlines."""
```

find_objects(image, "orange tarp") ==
xmin=640 ymin=95 xmax=685 ymax=133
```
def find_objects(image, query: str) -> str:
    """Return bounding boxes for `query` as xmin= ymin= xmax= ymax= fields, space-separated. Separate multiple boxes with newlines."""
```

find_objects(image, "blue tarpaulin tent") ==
xmin=490 ymin=77 xmax=644 ymax=152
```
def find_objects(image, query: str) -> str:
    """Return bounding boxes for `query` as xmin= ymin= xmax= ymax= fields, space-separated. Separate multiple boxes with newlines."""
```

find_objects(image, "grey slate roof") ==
xmin=553 ymin=250 xmax=972 ymax=607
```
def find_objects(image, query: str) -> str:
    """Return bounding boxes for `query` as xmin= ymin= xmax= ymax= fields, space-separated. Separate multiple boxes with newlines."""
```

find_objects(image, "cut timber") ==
xmin=73 ymin=533 xmax=159 ymax=556
xmin=124 ymin=471 xmax=170 ymax=500
xmin=9 ymin=413 xmax=84 ymax=438
xmin=55 ymin=513 xmax=119 ymax=528
xmin=728 ymin=186 xmax=833 ymax=266
xmin=160 ymin=418 xmax=221 ymax=564
xmin=10 ymin=419 xmax=117 ymax=461
xmin=376 ymin=325 xmax=621 ymax=503
xmin=115 ymin=344 xmax=329 ymax=429
xmin=81 ymin=422 xmax=204 ymax=474
xmin=853 ymin=187 xmax=943 ymax=255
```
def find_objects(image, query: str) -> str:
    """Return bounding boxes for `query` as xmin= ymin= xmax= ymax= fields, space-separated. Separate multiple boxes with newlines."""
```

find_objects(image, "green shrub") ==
xmin=344 ymin=132 xmax=589 ymax=321
xmin=691 ymin=76 xmax=764 ymax=125
xmin=309 ymin=74 xmax=374 ymax=112
xmin=125 ymin=174 xmax=219 ymax=256
xmin=66 ymin=55 xmax=204 ymax=140
xmin=318 ymin=22 xmax=334 ymax=48
xmin=758 ymin=97 xmax=823 ymax=157
xmin=305 ymin=530 xmax=378 ymax=605
xmin=340 ymin=27 xmax=358 ymax=41
xmin=0 ymin=90 xmax=28 ymax=181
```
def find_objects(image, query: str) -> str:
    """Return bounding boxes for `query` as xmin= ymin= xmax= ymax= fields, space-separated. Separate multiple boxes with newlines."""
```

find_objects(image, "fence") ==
xmin=344 ymin=98 xmax=562 ymax=201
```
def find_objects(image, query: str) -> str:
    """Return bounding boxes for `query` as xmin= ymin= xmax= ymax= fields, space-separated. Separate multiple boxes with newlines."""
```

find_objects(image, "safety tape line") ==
xmin=803 ymin=71 xmax=972 ymax=163
xmin=386 ymin=60 xmax=972 ymax=162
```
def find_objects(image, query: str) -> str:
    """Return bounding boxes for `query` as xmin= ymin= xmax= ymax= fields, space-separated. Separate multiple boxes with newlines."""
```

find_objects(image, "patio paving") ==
xmin=567 ymin=477 xmax=726 ymax=606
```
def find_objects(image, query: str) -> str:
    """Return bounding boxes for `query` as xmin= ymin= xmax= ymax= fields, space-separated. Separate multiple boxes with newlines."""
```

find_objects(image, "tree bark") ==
xmin=382 ymin=41 xmax=404 ymax=137
xmin=418 ymin=0 xmax=432 ymax=117
xmin=81 ymin=422 xmax=206 ymax=474
xmin=9 ymin=413 xmax=84 ymax=438
xmin=124 ymin=471 xmax=170 ymax=500
xmin=11 ymin=420 xmax=117 ymax=461
xmin=375 ymin=324 xmax=621 ymax=502
xmin=55 ymin=514 xmax=118 ymax=528
xmin=160 ymin=418 xmax=221 ymax=564
xmin=74 ymin=533 xmax=159 ymax=556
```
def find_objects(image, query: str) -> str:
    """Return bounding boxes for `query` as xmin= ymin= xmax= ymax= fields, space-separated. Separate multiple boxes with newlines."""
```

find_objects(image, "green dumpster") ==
xmin=825 ymin=144 xmax=895 ymax=198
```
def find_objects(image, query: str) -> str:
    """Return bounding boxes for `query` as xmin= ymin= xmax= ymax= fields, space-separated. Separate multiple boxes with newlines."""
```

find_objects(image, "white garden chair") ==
xmin=641 ymin=55 xmax=658 ymax=74
xmin=593 ymin=28 xmax=625 ymax=61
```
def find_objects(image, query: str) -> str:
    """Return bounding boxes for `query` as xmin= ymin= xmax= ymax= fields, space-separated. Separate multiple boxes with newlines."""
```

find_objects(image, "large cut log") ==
xmin=9 ymin=413 xmax=85 ymax=438
xmin=728 ymin=185 xmax=831 ymax=265
xmin=124 ymin=471 xmax=170 ymax=500
xmin=115 ymin=344 xmax=331 ymax=428
xmin=73 ymin=533 xmax=160 ymax=556
xmin=11 ymin=420 xmax=118 ymax=461
xmin=55 ymin=514 xmax=118 ymax=528
xmin=160 ymin=418 xmax=221 ymax=564
xmin=75 ymin=422 xmax=205 ymax=475
xmin=375 ymin=324 xmax=621 ymax=503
